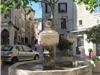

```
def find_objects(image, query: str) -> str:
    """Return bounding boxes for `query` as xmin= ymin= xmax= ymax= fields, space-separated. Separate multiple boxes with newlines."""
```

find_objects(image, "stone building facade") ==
xmin=1 ymin=8 xmax=35 ymax=46
xmin=42 ymin=0 xmax=100 ymax=56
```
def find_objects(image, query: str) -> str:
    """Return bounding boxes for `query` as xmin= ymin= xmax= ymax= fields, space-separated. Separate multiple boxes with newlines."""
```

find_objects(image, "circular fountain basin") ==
xmin=9 ymin=60 xmax=92 ymax=75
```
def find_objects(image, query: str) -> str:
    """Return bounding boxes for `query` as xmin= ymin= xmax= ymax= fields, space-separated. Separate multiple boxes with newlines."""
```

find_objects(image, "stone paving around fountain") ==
xmin=93 ymin=72 xmax=100 ymax=75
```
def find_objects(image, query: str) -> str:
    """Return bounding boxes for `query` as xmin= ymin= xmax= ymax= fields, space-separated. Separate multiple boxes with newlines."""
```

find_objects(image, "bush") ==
xmin=57 ymin=37 xmax=73 ymax=51
xmin=92 ymin=56 xmax=100 ymax=61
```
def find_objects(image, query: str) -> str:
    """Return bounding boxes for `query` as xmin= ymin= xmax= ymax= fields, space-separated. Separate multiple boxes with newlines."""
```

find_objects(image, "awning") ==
xmin=71 ymin=29 xmax=86 ymax=33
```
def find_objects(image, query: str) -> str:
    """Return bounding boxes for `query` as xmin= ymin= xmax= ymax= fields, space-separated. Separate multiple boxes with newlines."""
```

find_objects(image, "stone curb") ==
xmin=8 ymin=60 xmax=41 ymax=75
xmin=8 ymin=60 xmax=92 ymax=75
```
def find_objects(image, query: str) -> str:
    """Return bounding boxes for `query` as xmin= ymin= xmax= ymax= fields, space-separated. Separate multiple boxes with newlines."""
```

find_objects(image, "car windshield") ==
xmin=2 ymin=46 xmax=13 ymax=51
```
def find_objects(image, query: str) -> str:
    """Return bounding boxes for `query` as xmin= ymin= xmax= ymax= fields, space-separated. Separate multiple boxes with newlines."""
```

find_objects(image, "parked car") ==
xmin=1 ymin=45 xmax=39 ymax=64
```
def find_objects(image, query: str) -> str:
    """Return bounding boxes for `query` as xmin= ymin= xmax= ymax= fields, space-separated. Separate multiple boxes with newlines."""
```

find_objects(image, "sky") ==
xmin=95 ymin=6 xmax=100 ymax=13
xmin=31 ymin=2 xmax=42 ymax=19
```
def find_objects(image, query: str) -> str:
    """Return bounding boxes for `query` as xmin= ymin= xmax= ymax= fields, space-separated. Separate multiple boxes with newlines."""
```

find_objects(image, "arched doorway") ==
xmin=1 ymin=29 xmax=9 ymax=45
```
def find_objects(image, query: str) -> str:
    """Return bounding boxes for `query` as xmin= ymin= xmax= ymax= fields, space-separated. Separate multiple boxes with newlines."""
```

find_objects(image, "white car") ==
xmin=1 ymin=45 xmax=39 ymax=64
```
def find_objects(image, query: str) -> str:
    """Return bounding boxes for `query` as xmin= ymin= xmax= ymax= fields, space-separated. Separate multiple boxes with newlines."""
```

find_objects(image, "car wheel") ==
xmin=11 ymin=57 xmax=18 ymax=64
xmin=34 ymin=55 xmax=39 ymax=60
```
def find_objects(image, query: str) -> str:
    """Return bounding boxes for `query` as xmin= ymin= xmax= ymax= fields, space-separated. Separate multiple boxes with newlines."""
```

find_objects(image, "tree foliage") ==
xmin=57 ymin=37 xmax=73 ymax=51
xmin=1 ymin=0 xmax=100 ymax=13
xmin=0 ymin=0 xmax=39 ymax=13
xmin=85 ymin=25 xmax=100 ymax=44
xmin=74 ymin=0 xmax=100 ymax=12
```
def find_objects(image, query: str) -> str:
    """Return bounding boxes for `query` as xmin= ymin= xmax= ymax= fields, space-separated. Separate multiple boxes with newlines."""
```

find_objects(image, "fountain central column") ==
xmin=38 ymin=20 xmax=59 ymax=65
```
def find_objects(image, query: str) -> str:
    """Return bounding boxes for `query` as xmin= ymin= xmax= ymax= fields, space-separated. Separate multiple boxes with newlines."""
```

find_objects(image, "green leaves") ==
xmin=0 ymin=0 xmax=39 ymax=13
xmin=57 ymin=37 xmax=73 ymax=51
xmin=1 ymin=1 xmax=12 ymax=13
xmin=85 ymin=25 xmax=100 ymax=44
xmin=75 ymin=0 xmax=100 ymax=12
xmin=92 ymin=56 xmax=100 ymax=61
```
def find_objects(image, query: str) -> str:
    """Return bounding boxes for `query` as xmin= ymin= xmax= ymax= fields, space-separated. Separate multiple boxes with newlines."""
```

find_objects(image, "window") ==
xmin=61 ymin=18 xmax=66 ymax=29
xmin=4 ymin=13 xmax=11 ymax=18
xmin=4 ymin=14 xmax=8 ymax=18
xmin=45 ymin=3 xmax=51 ymax=13
xmin=58 ymin=3 xmax=67 ymax=13
xmin=2 ymin=46 xmax=13 ymax=51
xmin=77 ymin=37 xmax=84 ymax=46
xmin=16 ymin=46 xmax=23 ymax=51
xmin=22 ymin=45 xmax=32 ymax=52
xmin=79 ymin=20 xmax=82 ymax=25
xmin=60 ymin=34 xmax=64 ymax=38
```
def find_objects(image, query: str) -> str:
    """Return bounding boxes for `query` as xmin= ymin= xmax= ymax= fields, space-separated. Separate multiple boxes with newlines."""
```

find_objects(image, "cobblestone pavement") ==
xmin=93 ymin=72 xmax=100 ymax=75
xmin=1 ymin=62 xmax=10 ymax=75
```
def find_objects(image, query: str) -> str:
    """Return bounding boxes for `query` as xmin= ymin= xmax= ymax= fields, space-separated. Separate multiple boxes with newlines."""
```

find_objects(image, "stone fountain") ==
xmin=38 ymin=20 xmax=59 ymax=65
xmin=9 ymin=20 xmax=92 ymax=75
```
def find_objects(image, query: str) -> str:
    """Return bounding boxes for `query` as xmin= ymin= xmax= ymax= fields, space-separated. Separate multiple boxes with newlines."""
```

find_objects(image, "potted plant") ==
xmin=92 ymin=56 xmax=100 ymax=73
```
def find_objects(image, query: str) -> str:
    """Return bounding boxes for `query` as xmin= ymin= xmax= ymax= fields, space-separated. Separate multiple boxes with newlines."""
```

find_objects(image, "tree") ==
xmin=85 ymin=24 xmax=100 ymax=44
xmin=74 ymin=0 xmax=100 ymax=12
xmin=85 ymin=25 xmax=100 ymax=55
xmin=57 ymin=37 xmax=73 ymax=56
xmin=1 ymin=0 xmax=39 ymax=13
xmin=1 ymin=0 xmax=100 ymax=13
xmin=58 ymin=37 xmax=73 ymax=51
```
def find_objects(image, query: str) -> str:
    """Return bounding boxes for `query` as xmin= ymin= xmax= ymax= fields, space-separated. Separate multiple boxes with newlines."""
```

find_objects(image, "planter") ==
xmin=93 ymin=61 xmax=100 ymax=72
